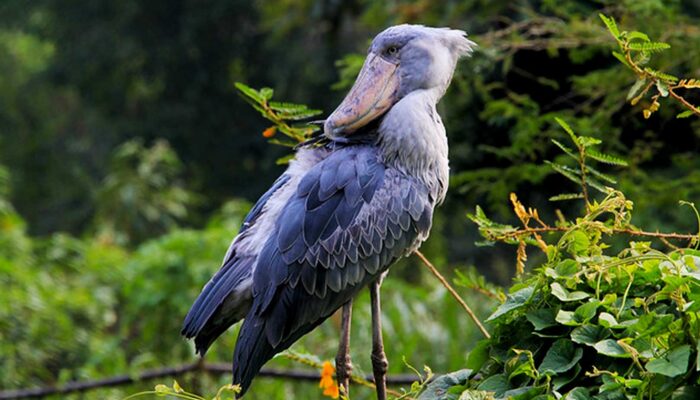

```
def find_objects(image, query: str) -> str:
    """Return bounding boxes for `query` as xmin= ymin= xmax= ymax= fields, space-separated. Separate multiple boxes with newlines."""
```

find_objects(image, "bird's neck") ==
xmin=378 ymin=87 xmax=449 ymax=203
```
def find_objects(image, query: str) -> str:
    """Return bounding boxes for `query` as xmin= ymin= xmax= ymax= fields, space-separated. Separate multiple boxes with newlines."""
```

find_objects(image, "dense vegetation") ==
xmin=1 ymin=1 xmax=699 ymax=399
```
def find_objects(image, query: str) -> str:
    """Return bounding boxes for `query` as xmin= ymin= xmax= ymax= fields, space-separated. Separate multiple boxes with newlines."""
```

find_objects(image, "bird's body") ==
xmin=182 ymin=25 xmax=476 ymax=396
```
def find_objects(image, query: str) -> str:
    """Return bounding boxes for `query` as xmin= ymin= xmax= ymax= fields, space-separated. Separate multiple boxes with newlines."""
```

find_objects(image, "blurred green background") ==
xmin=1 ymin=0 xmax=699 ymax=399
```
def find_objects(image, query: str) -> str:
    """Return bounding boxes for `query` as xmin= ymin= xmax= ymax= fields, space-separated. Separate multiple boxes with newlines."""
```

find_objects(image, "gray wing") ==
xmin=232 ymin=145 xmax=433 ymax=394
xmin=181 ymin=173 xmax=291 ymax=353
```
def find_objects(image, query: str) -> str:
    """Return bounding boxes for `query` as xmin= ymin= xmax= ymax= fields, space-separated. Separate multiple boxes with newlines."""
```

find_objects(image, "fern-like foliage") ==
xmin=547 ymin=117 xmax=628 ymax=205
xmin=234 ymin=82 xmax=322 ymax=149
xmin=600 ymin=14 xmax=700 ymax=118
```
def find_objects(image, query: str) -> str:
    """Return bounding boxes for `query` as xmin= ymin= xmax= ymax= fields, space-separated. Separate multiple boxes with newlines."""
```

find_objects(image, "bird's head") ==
xmin=324 ymin=25 xmax=476 ymax=138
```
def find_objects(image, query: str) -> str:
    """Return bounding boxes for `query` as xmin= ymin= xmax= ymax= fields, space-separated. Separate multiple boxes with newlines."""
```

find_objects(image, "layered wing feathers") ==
xmin=233 ymin=145 xmax=433 ymax=394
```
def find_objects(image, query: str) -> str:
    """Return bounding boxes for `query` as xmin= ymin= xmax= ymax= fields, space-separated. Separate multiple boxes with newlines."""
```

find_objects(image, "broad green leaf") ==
xmin=598 ymin=312 xmax=620 ymax=328
xmin=551 ymin=282 xmax=590 ymax=302
xmin=486 ymin=287 xmax=534 ymax=321
xmin=574 ymin=300 xmax=600 ymax=322
xmin=594 ymin=339 xmax=631 ymax=358
xmin=538 ymin=339 xmax=584 ymax=375
xmin=465 ymin=339 xmax=491 ymax=371
xmin=565 ymin=230 xmax=590 ymax=256
xmin=526 ymin=308 xmax=558 ymax=330
xmin=571 ymin=324 xmax=608 ymax=346
xmin=417 ymin=369 xmax=473 ymax=400
xmin=556 ymin=310 xmax=580 ymax=326
xmin=476 ymin=374 xmax=510 ymax=396
xmin=564 ymin=387 xmax=592 ymax=400
xmin=553 ymin=364 xmax=582 ymax=391
xmin=671 ymin=386 xmax=700 ymax=400
xmin=458 ymin=390 xmax=494 ymax=400
xmin=645 ymin=345 xmax=691 ymax=377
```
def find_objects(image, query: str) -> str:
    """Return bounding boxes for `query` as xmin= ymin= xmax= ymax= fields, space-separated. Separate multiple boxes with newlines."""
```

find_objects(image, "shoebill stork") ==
xmin=182 ymin=25 xmax=476 ymax=398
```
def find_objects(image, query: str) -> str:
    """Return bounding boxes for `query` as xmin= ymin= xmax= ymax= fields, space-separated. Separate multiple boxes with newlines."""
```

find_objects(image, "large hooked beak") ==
xmin=324 ymin=53 xmax=400 ymax=137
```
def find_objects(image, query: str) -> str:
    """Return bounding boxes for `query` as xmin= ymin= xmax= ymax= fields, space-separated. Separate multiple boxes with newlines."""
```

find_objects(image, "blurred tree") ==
xmin=94 ymin=139 xmax=198 ymax=245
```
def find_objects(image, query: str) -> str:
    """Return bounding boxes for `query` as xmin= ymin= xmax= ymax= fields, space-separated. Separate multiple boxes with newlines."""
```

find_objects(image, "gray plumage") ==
xmin=182 ymin=24 xmax=476 ymax=396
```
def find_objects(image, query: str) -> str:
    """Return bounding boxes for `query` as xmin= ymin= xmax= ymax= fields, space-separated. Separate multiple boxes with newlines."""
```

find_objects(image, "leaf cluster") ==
xmin=600 ymin=14 xmax=700 ymax=119
xmin=234 ymin=82 xmax=322 ymax=152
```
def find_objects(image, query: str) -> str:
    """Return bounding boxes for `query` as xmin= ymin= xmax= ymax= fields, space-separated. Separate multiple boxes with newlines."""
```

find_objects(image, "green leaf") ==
xmin=259 ymin=87 xmax=274 ymax=100
xmin=627 ymin=79 xmax=648 ymax=101
xmin=551 ymin=282 xmax=590 ymax=302
xmin=645 ymin=345 xmax=691 ymax=377
xmin=612 ymin=51 xmax=630 ymax=67
xmin=553 ymin=364 xmax=582 ymax=391
xmin=549 ymin=193 xmax=584 ymax=202
xmin=628 ymin=41 xmax=670 ymax=52
xmin=643 ymin=67 xmax=679 ymax=82
xmin=546 ymin=161 xmax=582 ymax=186
xmin=465 ymin=340 xmax=491 ymax=371
xmin=564 ymin=387 xmax=592 ymax=400
xmin=656 ymin=81 xmax=669 ymax=97
xmin=594 ymin=339 xmax=631 ymax=358
xmin=571 ymin=325 xmax=608 ymax=346
xmin=538 ymin=339 xmax=584 ymax=375
xmin=526 ymin=308 xmax=558 ymax=330
xmin=599 ymin=14 xmax=620 ymax=38
xmin=585 ymin=165 xmax=617 ymax=184
xmin=554 ymin=117 xmax=577 ymax=144
xmin=234 ymin=82 xmax=264 ymax=103
xmin=676 ymin=110 xmax=695 ymax=119
xmin=486 ymin=287 xmax=534 ymax=321
xmin=551 ymin=139 xmax=578 ymax=160
xmin=586 ymin=177 xmax=610 ymax=194
xmin=574 ymin=300 xmax=600 ymax=322
xmin=626 ymin=31 xmax=650 ymax=42
xmin=476 ymin=374 xmax=510 ymax=396
xmin=565 ymin=230 xmax=590 ymax=256
xmin=577 ymin=136 xmax=602 ymax=147
xmin=556 ymin=310 xmax=580 ymax=326
xmin=417 ymin=369 xmax=473 ymax=400
xmin=598 ymin=312 xmax=620 ymax=328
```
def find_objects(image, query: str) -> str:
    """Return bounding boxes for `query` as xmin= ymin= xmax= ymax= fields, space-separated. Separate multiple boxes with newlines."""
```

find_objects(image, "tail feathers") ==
xmin=182 ymin=256 xmax=254 ymax=355
xmin=232 ymin=311 xmax=330 ymax=396
xmin=232 ymin=315 xmax=278 ymax=396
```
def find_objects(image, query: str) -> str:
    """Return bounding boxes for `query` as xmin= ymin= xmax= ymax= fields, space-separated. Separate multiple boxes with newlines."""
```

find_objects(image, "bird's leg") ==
xmin=336 ymin=299 xmax=353 ymax=396
xmin=370 ymin=278 xmax=388 ymax=400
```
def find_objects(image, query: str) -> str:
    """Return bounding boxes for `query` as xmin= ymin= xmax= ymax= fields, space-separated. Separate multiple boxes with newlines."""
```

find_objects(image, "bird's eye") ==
xmin=386 ymin=46 xmax=399 ymax=56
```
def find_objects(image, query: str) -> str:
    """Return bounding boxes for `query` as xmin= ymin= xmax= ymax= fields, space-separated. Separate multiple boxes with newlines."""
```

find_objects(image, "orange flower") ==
xmin=319 ymin=361 xmax=339 ymax=399
xmin=262 ymin=126 xmax=276 ymax=138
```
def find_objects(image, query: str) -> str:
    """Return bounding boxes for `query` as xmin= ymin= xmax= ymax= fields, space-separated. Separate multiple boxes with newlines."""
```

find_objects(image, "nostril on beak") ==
xmin=323 ymin=120 xmax=336 ymax=137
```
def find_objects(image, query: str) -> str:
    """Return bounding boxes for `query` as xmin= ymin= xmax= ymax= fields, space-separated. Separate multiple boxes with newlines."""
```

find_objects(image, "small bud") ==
xmin=262 ymin=126 xmax=277 ymax=138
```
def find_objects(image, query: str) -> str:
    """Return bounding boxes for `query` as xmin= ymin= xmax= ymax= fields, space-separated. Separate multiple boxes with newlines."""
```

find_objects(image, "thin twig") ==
xmin=0 ymin=363 xmax=419 ymax=400
xmin=414 ymin=250 xmax=491 ymax=339
xmin=493 ymin=226 xmax=698 ymax=241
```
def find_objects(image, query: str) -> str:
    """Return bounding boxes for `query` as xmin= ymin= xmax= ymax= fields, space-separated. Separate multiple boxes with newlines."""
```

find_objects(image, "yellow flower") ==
xmin=319 ymin=361 xmax=339 ymax=399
